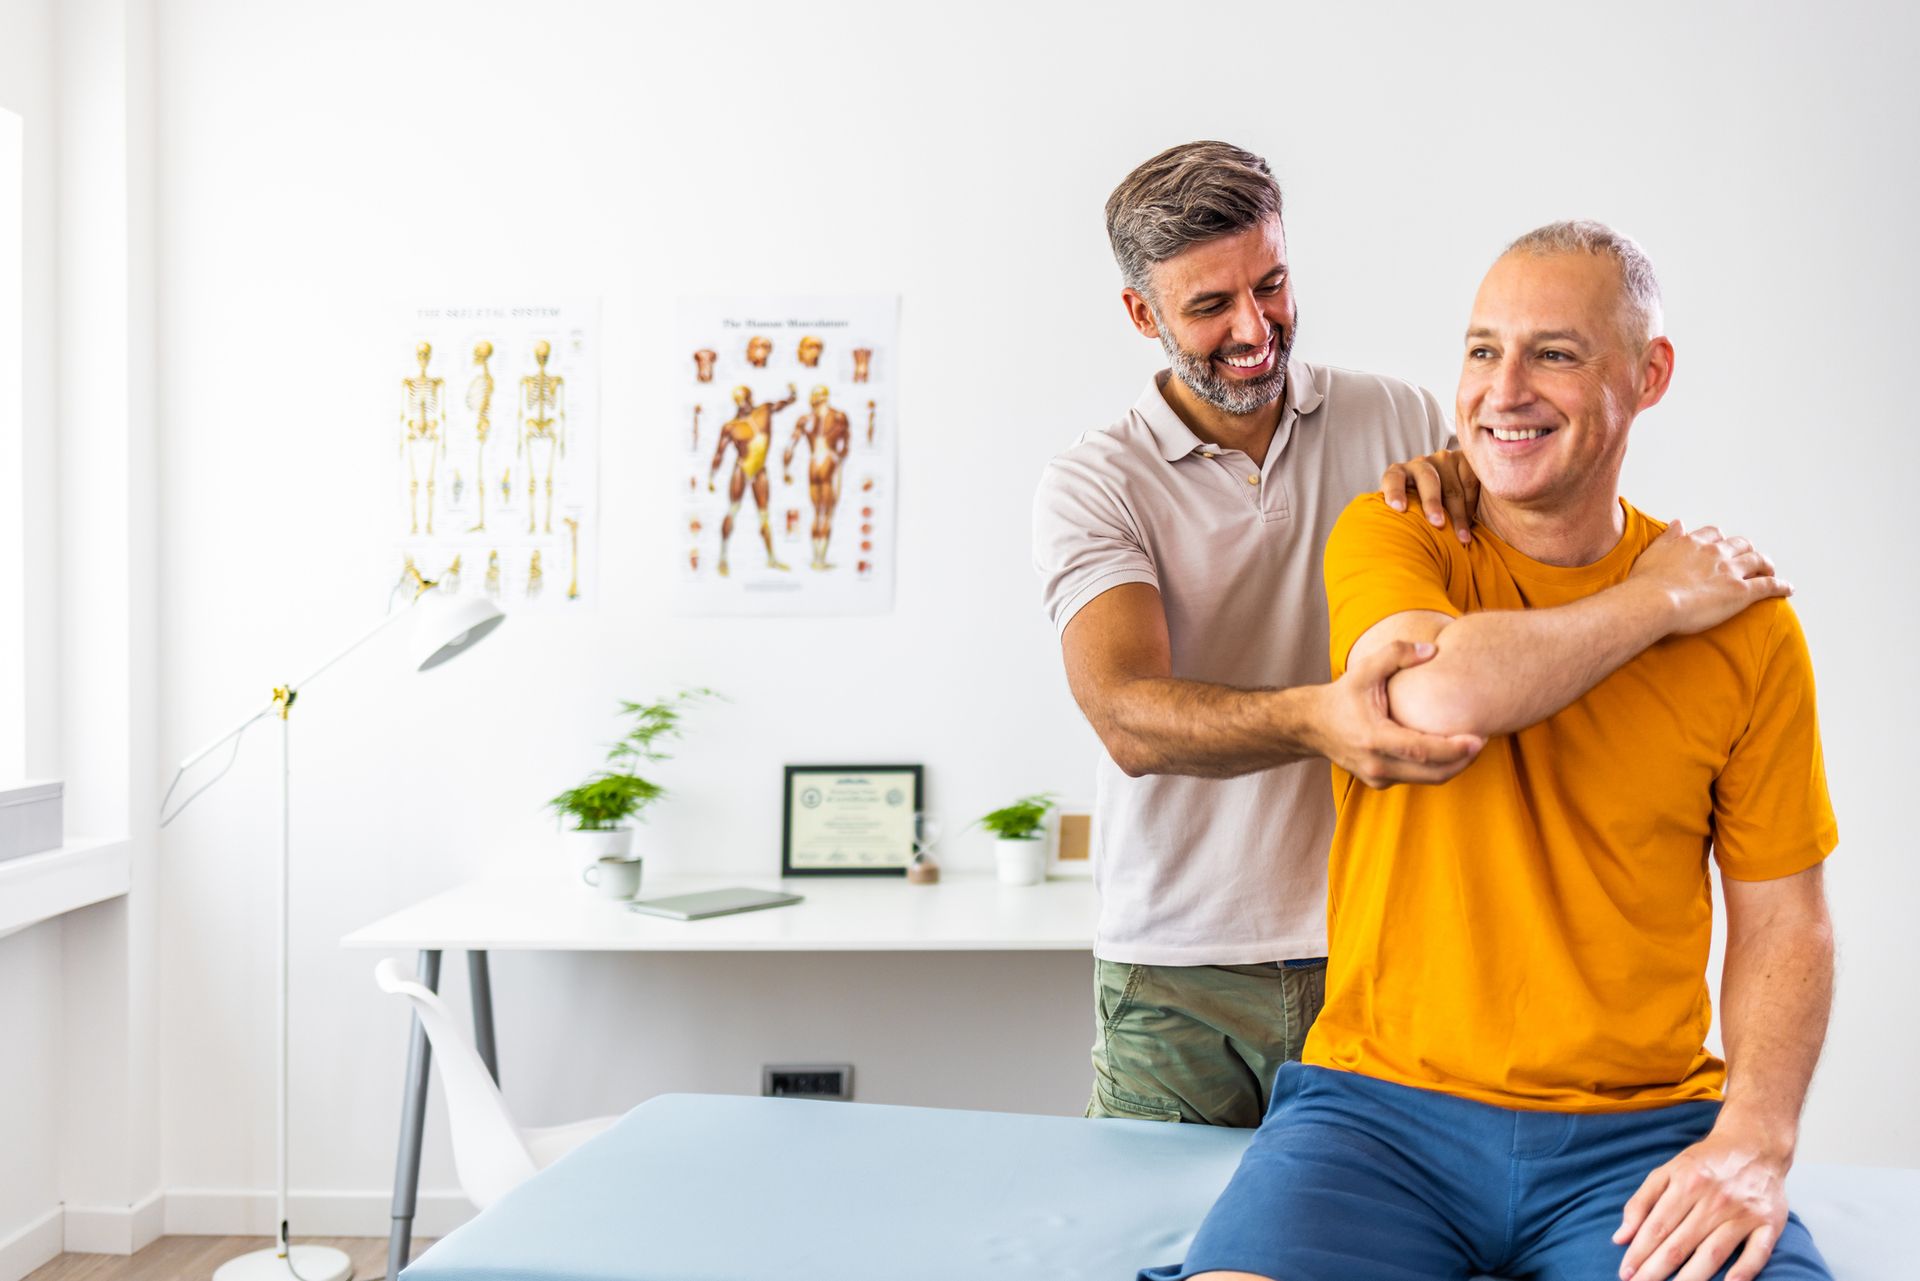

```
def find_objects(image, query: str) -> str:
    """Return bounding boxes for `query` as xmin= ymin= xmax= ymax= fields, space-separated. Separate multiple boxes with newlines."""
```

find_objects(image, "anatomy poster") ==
xmin=392 ymin=301 xmax=599 ymax=611
xmin=676 ymin=295 xmax=899 ymax=617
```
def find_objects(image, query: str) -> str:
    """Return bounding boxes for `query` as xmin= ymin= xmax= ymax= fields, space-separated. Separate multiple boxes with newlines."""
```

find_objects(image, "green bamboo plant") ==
xmin=976 ymin=793 xmax=1059 ymax=841
xmin=547 ymin=689 xmax=717 ymax=831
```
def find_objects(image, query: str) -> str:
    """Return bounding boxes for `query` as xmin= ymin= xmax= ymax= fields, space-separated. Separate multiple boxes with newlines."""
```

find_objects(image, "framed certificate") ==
xmin=781 ymin=765 xmax=923 ymax=876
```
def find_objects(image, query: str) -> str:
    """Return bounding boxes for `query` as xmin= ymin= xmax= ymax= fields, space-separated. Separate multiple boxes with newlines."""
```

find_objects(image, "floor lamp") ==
xmin=162 ymin=573 xmax=506 ymax=1281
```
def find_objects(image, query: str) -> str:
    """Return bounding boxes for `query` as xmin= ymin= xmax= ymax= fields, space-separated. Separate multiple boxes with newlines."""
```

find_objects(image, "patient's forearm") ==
xmin=1717 ymin=907 xmax=1834 ymax=1161
xmin=1386 ymin=580 xmax=1672 ymax=738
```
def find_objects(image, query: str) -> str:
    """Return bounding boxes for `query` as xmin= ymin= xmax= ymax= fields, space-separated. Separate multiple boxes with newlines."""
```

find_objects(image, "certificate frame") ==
xmin=781 ymin=764 xmax=924 ymax=877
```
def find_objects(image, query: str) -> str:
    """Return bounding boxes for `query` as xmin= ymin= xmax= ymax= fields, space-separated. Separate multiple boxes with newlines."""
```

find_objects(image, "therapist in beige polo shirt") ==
xmin=1033 ymin=140 xmax=1484 ymax=1127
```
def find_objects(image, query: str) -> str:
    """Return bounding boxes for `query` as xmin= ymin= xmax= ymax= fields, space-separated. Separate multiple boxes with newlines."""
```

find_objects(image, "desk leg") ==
xmin=388 ymin=949 xmax=441 ymax=1281
xmin=468 ymin=949 xmax=498 ymax=1085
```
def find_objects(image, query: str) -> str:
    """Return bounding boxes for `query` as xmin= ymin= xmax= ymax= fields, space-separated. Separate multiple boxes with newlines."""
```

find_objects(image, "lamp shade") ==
xmin=411 ymin=593 xmax=506 ymax=671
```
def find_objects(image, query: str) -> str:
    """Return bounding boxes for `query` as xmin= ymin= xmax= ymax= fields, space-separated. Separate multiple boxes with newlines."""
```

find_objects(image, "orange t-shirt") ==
xmin=1304 ymin=494 xmax=1837 ymax=1111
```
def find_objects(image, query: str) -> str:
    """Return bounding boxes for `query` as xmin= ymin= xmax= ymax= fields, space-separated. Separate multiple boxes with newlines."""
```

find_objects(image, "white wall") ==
xmin=149 ymin=0 xmax=1919 ymax=1227
xmin=0 ymin=0 xmax=68 ymax=1265
xmin=2 ymin=2 xmax=166 ymax=1270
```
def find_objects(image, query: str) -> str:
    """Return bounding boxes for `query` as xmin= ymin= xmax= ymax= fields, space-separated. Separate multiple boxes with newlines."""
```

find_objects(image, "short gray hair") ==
xmin=1105 ymin=141 xmax=1283 ymax=302
xmin=1502 ymin=219 xmax=1664 ymax=342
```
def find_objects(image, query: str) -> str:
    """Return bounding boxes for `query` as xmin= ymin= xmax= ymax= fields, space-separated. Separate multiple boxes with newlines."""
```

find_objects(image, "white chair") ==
xmin=373 ymin=958 xmax=619 ymax=1210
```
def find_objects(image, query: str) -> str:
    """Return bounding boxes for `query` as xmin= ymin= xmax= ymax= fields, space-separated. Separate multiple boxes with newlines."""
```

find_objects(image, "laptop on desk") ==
xmin=627 ymin=887 xmax=803 ymax=921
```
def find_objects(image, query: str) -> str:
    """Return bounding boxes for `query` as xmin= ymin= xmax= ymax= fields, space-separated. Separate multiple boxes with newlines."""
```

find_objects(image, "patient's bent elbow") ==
xmin=1387 ymin=675 xmax=1486 ymax=740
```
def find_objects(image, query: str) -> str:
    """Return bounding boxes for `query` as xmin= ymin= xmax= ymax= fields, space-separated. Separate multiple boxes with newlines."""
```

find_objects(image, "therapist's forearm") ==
xmin=1092 ymin=677 xmax=1323 ymax=778
xmin=1385 ymin=580 xmax=1673 ymax=739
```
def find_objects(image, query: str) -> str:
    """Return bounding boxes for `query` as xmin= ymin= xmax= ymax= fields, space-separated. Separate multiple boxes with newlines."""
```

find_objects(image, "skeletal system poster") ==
xmin=392 ymin=301 xmax=599 ymax=610
xmin=676 ymin=295 xmax=899 ymax=616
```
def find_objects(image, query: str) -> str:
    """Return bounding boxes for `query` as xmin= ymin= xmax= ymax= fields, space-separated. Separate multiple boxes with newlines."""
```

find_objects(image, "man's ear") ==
xmin=1636 ymin=336 xmax=1676 ymax=412
xmin=1121 ymin=287 xmax=1161 ymax=340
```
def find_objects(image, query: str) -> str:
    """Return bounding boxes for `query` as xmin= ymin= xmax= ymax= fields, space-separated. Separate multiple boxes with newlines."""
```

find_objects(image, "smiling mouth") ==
xmin=1485 ymin=425 xmax=1555 ymax=444
xmin=1214 ymin=333 xmax=1275 ymax=376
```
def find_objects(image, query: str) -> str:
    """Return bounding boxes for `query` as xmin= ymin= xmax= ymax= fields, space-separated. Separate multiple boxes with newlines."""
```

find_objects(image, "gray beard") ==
xmin=1157 ymin=320 xmax=1292 ymax=416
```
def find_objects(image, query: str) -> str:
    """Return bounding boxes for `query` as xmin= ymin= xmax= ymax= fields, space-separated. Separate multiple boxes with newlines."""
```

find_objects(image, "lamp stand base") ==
xmin=212 ymin=1244 xmax=354 ymax=1281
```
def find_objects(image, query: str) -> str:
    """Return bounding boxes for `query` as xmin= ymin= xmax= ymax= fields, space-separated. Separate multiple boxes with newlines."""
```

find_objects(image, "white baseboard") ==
xmin=62 ymin=1187 xmax=165 ymax=1254
xmin=0 ymin=1207 xmax=63 ymax=1281
xmin=163 ymin=1189 xmax=474 ymax=1239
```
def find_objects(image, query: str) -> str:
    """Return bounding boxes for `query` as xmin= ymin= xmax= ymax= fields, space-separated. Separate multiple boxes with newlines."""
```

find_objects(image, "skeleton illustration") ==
xmin=691 ymin=404 xmax=703 ymax=452
xmin=746 ymin=335 xmax=773 ymax=368
xmin=518 ymin=339 xmax=567 ymax=534
xmin=866 ymin=399 xmax=877 ymax=445
xmin=851 ymin=347 xmax=873 ymax=384
xmin=485 ymin=550 xmax=501 ymax=597
xmin=564 ymin=516 xmax=581 ymax=600
xmin=693 ymin=348 xmax=718 ymax=383
xmin=400 ymin=342 xmax=448 ymax=534
xmin=797 ymin=335 xmax=824 ymax=368
xmin=466 ymin=340 xmax=495 ymax=531
xmin=398 ymin=555 xmax=424 ymax=598
xmin=527 ymin=549 xmax=544 ymax=598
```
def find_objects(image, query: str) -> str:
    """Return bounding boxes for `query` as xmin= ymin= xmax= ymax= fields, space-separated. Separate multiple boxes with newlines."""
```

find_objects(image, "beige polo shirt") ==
xmin=1033 ymin=360 xmax=1452 ymax=965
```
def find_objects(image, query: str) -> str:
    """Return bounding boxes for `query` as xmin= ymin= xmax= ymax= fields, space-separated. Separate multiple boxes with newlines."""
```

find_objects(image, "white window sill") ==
xmin=0 ymin=837 xmax=131 ymax=938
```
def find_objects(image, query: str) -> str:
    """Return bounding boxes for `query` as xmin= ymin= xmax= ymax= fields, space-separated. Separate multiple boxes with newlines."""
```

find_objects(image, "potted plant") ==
xmin=978 ymin=793 xmax=1058 ymax=886
xmin=548 ymin=689 xmax=715 ymax=868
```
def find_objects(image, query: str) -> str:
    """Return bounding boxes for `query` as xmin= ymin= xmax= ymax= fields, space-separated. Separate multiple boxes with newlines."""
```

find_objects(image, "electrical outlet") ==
xmin=763 ymin=1063 xmax=853 ymax=1101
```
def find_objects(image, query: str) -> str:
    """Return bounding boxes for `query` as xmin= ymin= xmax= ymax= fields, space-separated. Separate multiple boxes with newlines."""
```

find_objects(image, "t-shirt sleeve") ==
xmin=1323 ymin=494 xmax=1461 ymax=679
xmin=1710 ymin=602 xmax=1839 ymax=880
xmin=1032 ymin=454 xmax=1158 ymax=634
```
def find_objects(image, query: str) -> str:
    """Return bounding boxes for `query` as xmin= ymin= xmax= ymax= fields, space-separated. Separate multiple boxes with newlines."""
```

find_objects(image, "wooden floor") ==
xmin=24 ymin=1237 xmax=433 ymax=1281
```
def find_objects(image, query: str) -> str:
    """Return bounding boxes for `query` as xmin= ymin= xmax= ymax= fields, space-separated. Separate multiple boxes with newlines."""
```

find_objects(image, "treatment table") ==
xmin=400 ymin=1093 xmax=1916 ymax=1280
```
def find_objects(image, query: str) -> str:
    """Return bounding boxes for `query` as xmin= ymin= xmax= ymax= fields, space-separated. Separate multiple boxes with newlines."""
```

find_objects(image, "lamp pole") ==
xmin=163 ymin=583 xmax=504 ymax=1281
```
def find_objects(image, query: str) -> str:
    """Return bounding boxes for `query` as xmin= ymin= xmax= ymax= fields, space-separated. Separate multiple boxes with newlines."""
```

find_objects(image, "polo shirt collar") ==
xmin=1137 ymin=358 xmax=1325 ymax=462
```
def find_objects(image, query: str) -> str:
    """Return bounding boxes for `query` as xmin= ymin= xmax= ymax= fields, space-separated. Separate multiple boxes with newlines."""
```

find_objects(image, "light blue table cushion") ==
xmin=403 ymin=1093 xmax=1247 ymax=1280
xmin=402 ymin=1093 xmax=1916 ymax=1281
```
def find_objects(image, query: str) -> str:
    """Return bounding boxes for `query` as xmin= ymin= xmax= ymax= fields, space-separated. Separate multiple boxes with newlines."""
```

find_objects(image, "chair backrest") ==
xmin=373 ymin=958 xmax=538 ymax=1209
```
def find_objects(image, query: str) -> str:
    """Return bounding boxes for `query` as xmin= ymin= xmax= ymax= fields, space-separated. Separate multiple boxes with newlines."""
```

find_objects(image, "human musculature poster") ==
xmin=676 ymin=295 xmax=899 ymax=617
xmin=391 ymin=300 xmax=599 ymax=611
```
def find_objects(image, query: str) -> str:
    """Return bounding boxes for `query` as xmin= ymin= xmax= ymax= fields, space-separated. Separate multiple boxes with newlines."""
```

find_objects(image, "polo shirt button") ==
xmin=1247 ymin=474 xmax=1260 ymax=484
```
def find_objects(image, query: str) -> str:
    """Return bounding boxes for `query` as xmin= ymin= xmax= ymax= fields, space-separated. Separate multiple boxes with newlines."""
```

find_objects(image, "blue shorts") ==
xmin=1142 ymin=1062 xmax=1830 ymax=1281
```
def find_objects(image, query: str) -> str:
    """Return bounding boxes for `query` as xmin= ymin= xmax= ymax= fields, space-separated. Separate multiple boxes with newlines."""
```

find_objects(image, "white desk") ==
xmin=342 ymin=870 xmax=1096 ymax=1279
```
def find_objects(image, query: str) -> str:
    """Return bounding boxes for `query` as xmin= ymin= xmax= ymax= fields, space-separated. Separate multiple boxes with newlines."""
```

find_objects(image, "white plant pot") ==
xmin=563 ymin=827 xmax=634 ymax=867
xmin=994 ymin=837 xmax=1047 ymax=887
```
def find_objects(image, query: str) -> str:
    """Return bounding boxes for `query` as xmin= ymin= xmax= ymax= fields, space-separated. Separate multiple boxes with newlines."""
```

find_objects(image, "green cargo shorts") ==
xmin=1086 ymin=956 xmax=1327 ymax=1128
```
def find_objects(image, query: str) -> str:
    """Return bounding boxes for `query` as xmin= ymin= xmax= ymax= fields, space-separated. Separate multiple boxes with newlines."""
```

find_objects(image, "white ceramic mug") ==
xmin=582 ymin=855 xmax=643 ymax=900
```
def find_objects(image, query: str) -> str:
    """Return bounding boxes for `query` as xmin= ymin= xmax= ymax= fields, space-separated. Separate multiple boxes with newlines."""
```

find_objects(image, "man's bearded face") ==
xmin=1156 ymin=312 xmax=1292 ymax=416
xmin=1142 ymin=216 xmax=1298 ymax=417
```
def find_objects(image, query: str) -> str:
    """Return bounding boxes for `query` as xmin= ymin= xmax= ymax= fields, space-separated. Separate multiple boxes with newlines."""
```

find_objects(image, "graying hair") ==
xmin=1105 ymin=141 xmax=1283 ymax=302
xmin=1503 ymin=219 xmax=1664 ymax=342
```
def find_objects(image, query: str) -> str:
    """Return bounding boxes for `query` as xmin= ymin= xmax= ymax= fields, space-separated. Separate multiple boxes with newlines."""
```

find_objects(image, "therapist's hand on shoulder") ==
xmin=1381 ymin=449 xmax=1480 ymax=545
xmin=1626 ymin=520 xmax=1793 ymax=636
xmin=1613 ymin=1118 xmax=1792 ymax=1281
xmin=1309 ymin=641 xmax=1484 ymax=789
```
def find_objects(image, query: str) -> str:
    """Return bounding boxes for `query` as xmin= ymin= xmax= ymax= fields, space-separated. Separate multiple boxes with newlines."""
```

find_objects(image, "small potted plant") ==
xmin=548 ymin=689 xmax=715 ymax=869
xmin=978 ymin=793 xmax=1058 ymax=886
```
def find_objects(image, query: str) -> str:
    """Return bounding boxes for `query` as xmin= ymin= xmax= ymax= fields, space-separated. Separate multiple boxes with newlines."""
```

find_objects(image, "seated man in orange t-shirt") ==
xmin=1144 ymin=223 xmax=1836 ymax=1281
